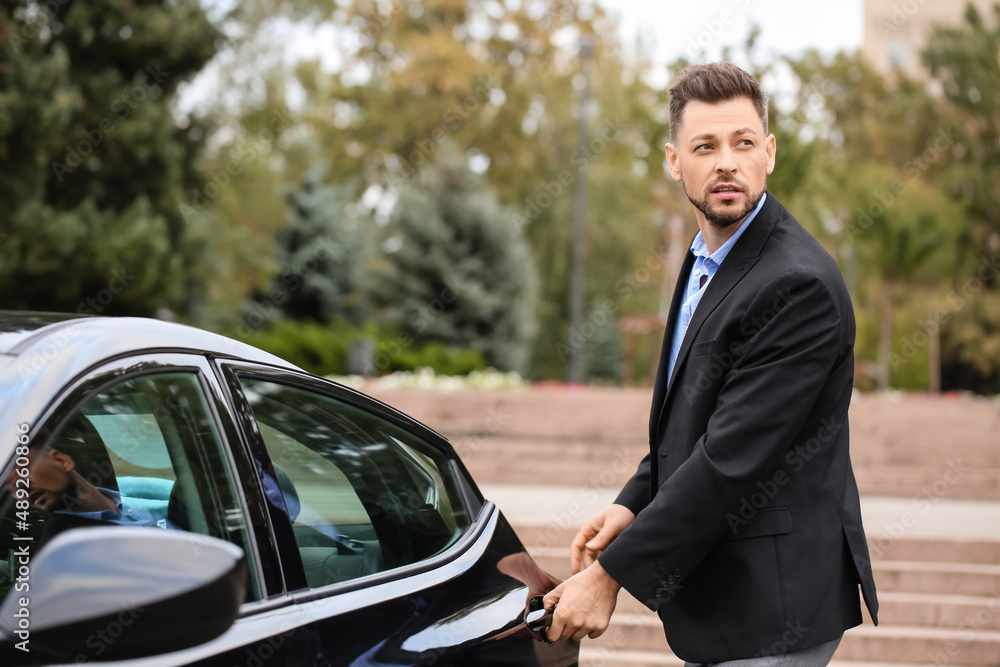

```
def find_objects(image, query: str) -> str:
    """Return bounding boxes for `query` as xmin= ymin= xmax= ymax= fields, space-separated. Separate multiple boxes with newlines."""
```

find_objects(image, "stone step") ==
xmin=365 ymin=387 xmax=1000 ymax=501
xmin=579 ymin=647 xmax=985 ymax=667
xmin=585 ymin=613 xmax=1000 ymax=665
xmin=509 ymin=520 xmax=1000 ymax=564
xmin=874 ymin=560 xmax=1000 ymax=596
xmin=600 ymin=590 xmax=1000 ymax=632
xmin=866 ymin=537 xmax=1000 ymax=565
xmin=836 ymin=625 xmax=1000 ymax=665
xmin=579 ymin=646 xmax=683 ymax=667
xmin=852 ymin=446 xmax=1000 ymax=467
xmin=464 ymin=460 xmax=1000 ymax=501
xmin=457 ymin=435 xmax=1000 ymax=468
xmin=877 ymin=591 xmax=1000 ymax=630
xmin=456 ymin=435 xmax=1000 ymax=471
xmin=853 ymin=467 xmax=1000 ymax=495
xmin=523 ymin=545 xmax=1000 ymax=597
xmin=364 ymin=390 xmax=1000 ymax=458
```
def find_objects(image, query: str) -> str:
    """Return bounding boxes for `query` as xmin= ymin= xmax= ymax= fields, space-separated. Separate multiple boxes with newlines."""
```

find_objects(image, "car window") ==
xmin=238 ymin=378 xmax=473 ymax=589
xmin=0 ymin=372 xmax=260 ymax=604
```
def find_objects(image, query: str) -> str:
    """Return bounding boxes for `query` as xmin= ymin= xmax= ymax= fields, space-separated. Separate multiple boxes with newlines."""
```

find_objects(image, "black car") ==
xmin=0 ymin=312 xmax=577 ymax=666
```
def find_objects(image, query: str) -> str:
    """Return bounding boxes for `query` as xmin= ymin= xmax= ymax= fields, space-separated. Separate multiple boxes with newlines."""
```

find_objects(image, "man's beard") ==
xmin=682 ymin=177 xmax=764 ymax=230
xmin=50 ymin=476 xmax=79 ymax=512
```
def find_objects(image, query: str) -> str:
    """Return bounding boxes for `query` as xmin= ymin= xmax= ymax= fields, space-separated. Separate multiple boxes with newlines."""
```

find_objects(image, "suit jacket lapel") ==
xmin=648 ymin=249 xmax=695 ymax=444
xmin=653 ymin=192 xmax=783 ymax=439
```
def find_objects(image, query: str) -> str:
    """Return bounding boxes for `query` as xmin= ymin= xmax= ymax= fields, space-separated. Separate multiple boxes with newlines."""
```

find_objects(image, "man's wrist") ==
xmin=590 ymin=559 xmax=622 ymax=593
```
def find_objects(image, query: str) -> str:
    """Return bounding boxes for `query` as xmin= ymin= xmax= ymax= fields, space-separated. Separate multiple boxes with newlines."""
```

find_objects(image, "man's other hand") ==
xmin=543 ymin=561 xmax=621 ymax=642
xmin=570 ymin=504 xmax=635 ymax=574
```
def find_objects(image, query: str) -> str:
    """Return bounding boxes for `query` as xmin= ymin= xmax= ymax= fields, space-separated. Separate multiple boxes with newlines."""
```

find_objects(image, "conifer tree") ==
xmin=373 ymin=152 xmax=537 ymax=373
xmin=0 ymin=0 xmax=220 ymax=315
xmin=265 ymin=166 xmax=370 ymax=327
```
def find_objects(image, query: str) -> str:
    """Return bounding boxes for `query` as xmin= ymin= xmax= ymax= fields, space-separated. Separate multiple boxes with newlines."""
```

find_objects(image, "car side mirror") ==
xmin=0 ymin=526 xmax=246 ymax=664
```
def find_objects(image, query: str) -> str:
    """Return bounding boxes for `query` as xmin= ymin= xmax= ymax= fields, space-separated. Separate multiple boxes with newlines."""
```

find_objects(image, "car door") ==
xmin=217 ymin=361 xmax=578 ymax=667
xmin=0 ymin=353 xmax=327 ymax=666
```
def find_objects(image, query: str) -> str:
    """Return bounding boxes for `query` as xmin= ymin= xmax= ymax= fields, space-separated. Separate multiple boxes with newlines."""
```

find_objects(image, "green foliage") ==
xmin=267 ymin=166 xmax=372 ymax=326
xmin=0 ymin=0 xmax=223 ymax=315
xmin=780 ymin=37 xmax=991 ymax=392
xmin=372 ymin=151 xmax=537 ymax=373
xmin=239 ymin=320 xmax=354 ymax=376
xmin=392 ymin=341 xmax=487 ymax=376
xmin=8 ymin=0 xmax=997 ymax=393
xmin=1 ymin=197 xmax=178 ymax=313
xmin=242 ymin=319 xmax=486 ymax=376
xmin=584 ymin=311 xmax=623 ymax=385
xmin=279 ymin=0 xmax=669 ymax=380
xmin=921 ymin=3 xmax=1000 ymax=390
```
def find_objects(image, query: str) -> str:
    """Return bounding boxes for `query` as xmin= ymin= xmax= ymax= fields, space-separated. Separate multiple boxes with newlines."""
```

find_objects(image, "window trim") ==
xmin=0 ymin=353 xmax=270 ymax=602
xmin=214 ymin=361 xmax=490 ymax=600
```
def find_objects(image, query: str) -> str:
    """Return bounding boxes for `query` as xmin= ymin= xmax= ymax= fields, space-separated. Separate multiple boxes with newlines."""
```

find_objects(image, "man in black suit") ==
xmin=543 ymin=62 xmax=878 ymax=665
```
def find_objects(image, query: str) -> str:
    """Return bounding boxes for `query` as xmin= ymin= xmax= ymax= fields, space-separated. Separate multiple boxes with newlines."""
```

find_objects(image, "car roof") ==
xmin=0 ymin=311 xmax=295 ymax=366
xmin=0 ymin=311 xmax=298 ymax=437
xmin=0 ymin=311 xmax=92 ymax=354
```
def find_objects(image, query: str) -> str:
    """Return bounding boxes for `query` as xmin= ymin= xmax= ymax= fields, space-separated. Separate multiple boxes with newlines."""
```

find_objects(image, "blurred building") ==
xmin=862 ymin=0 xmax=995 ymax=76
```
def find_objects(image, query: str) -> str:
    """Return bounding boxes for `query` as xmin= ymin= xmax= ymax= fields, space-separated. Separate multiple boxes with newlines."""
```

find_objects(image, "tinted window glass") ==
xmin=239 ymin=378 xmax=471 ymax=589
xmin=0 ymin=373 xmax=259 ymax=604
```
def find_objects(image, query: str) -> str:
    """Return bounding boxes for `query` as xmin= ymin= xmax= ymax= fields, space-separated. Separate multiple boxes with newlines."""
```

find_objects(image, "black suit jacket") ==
xmin=599 ymin=193 xmax=878 ymax=663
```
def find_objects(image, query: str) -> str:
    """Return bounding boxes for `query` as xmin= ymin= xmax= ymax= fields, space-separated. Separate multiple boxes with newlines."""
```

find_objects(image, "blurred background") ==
xmin=2 ymin=0 xmax=999 ymax=395
xmin=2 ymin=2 xmax=999 ymax=664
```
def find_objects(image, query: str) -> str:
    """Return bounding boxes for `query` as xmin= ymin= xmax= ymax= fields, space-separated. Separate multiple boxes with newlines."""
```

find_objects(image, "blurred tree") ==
xmin=279 ymin=0 xmax=668 ymax=379
xmin=782 ymin=50 xmax=969 ymax=391
xmin=583 ymin=308 xmax=623 ymax=384
xmin=172 ymin=4 xmax=832 ymax=384
xmin=0 ymin=0 xmax=224 ymax=315
xmin=372 ymin=151 xmax=536 ymax=373
xmin=923 ymin=2 xmax=1000 ymax=393
xmin=262 ymin=165 xmax=371 ymax=327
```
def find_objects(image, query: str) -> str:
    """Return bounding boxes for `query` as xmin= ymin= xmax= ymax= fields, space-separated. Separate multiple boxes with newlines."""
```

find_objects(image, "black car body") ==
xmin=0 ymin=312 xmax=577 ymax=666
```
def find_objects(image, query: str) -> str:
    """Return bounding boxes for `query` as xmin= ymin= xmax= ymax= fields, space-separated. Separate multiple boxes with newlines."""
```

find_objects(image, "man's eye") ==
xmin=739 ymin=139 xmax=753 ymax=146
xmin=696 ymin=144 xmax=711 ymax=151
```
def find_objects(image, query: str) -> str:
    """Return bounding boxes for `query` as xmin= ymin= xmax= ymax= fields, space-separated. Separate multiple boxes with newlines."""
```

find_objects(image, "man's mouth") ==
xmin=29 ymin=490 xmax=45 ymax=506
xmin=711 ymin=184 xmax=744 ymax=200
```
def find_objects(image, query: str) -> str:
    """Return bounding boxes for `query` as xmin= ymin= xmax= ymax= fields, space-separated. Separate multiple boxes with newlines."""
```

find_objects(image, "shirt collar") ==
xmin=54 ymin=487 xmax=122 ymax=516
xmin=690 ymin=192 xmax=767 ymax=265
xmin=102 ymin=487 xmax=123 ymax=510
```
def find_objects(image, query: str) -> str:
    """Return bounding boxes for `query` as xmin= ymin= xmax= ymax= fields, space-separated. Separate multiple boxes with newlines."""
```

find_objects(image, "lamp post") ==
xmin=568 ymin=34 xmax=593 ymax=384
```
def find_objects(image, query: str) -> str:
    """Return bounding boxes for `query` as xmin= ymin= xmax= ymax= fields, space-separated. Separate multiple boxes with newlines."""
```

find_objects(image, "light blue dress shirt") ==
xmin=55 ymin=487 xmax=163 ymax=528
xmin=666 ymin=193 xmax=767 ymax=384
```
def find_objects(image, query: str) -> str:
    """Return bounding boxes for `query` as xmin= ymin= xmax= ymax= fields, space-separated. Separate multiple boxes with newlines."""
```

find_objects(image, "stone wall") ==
xmin=363 ymin=386 xmax=1000 ymax=500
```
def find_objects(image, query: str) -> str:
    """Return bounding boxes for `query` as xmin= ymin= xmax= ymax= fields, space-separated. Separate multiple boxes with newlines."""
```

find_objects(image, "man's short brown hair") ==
xmin=668 ymin=62 xmax=768 ymax=143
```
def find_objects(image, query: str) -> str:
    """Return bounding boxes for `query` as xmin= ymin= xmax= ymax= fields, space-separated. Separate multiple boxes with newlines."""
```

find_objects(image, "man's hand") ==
xmin=543 ymin=561 xmax=621 ymax=642
xmin=570 ymin=504 xmax=635 ymax=574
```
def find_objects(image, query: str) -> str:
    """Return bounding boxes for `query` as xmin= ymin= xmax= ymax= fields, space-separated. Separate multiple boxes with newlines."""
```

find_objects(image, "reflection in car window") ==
xmin=238 ymin=378 xmax=472 ymax=589
xmin=0 ymin=372 xmax=260 ymax=604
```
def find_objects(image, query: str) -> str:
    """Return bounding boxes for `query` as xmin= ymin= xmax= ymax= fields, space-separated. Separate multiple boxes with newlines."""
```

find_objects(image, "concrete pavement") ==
xmin=481 ymin=484 xmax=1000 ymax=542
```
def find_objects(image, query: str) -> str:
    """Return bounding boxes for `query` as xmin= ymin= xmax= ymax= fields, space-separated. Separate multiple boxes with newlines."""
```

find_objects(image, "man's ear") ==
xmin=765 ymin=133 xmax=776 ymax=175
xmin=48 ymin=449 xmax=76 ymax=472
xmin=665 ymin=144 xmax=682 ymax=183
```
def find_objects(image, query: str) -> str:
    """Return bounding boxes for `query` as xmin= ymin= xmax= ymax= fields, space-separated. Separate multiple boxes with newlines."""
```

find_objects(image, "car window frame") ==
xmin=0 ymin=352 xmax=271 ymax=605
xmin=215 ymin=361 xmax=488 ymax=602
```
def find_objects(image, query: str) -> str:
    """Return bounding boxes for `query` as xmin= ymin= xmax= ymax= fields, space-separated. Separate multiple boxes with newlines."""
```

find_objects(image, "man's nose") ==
xmin=715 ymin=146 xmax=737 ymax=173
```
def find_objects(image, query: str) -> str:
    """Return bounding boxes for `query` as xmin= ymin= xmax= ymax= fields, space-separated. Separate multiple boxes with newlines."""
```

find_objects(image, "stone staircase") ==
xmin=509 ymin=519 xmax=1000 ymax=666
xmin=365 ymin=388 xmax=1000 ymax=501
xmin=359 ymin=386 xmax=1000 ymax=664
